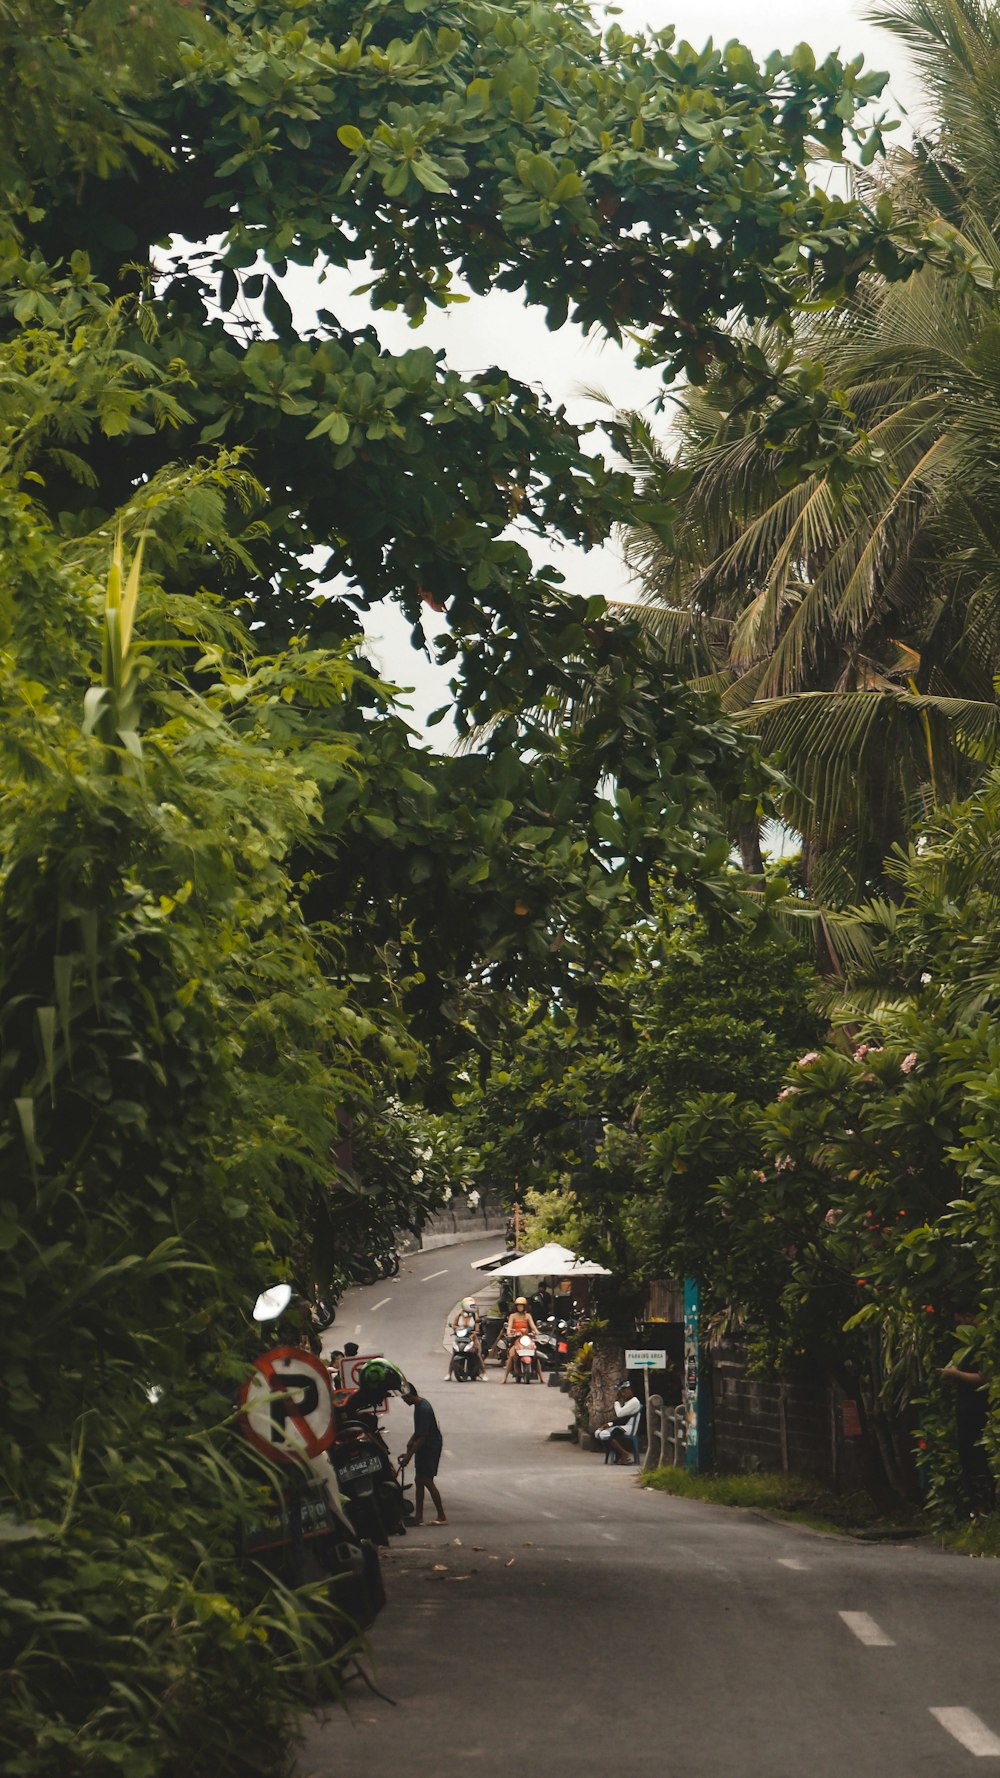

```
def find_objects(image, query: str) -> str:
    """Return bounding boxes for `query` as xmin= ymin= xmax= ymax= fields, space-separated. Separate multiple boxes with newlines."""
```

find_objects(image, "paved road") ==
xmin=297 ymin=1239 xmax=1000 ymax=1778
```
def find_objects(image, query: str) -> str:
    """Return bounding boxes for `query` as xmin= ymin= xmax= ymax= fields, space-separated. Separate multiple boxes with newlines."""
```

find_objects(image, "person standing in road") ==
xmin=398 ymin=1383 xmax=447 ymax=1525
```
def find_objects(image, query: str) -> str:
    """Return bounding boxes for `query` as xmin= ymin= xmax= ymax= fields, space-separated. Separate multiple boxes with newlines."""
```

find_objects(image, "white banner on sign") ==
xmin=625 ymin=1349 xmax=667 ymax=1369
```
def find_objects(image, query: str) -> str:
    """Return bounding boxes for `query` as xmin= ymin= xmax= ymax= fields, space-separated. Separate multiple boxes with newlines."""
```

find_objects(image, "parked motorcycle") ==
xmin=241 ymin=1461 xmax=385 ymax=1629
xmin=347 ymin=1248 xmax=400 ymax=1289
xmin=241 ymin=1283 xmax=385 ymax=1631
xmin=329 ymin=1395 xmax=412 ymax=1545
xmin=451 ymin=1323 xmax=481 ymax=1382
xmin=535 ymin=1317 xmax=571 ymax=1371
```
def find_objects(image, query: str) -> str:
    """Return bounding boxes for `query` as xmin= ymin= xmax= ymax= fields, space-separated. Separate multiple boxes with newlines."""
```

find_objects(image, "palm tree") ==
xmin=615 ymin=0 xmax=1000 ymax=904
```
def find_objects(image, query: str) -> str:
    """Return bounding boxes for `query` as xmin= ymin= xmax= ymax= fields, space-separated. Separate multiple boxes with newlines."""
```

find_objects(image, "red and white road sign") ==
xmin=338 ymin=1352 xmax=390 ymax=1413
xmin=341 ymin=1352 xmax=383 ymax=1391
xmin=239 ymin=1346 xmax=335 ymax=1465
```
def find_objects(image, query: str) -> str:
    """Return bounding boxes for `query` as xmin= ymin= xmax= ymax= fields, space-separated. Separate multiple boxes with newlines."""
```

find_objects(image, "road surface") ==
xmin=296 ymin=1238 xmax=1000 ymax=1778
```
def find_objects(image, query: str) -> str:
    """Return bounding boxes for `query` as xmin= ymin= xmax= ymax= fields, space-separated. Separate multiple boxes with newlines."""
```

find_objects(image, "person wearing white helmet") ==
xmin=446 ymin=1296 xmax=484 ymax=1380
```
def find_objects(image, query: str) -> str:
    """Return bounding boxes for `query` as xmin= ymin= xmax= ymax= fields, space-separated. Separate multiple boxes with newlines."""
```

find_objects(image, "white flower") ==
xmin=796 ymin=1051 xmax=821 ymax=1068
xmin=411 ymin=1168 xmax=425 ymax=1184
xmin=901 ymin=1052 xmax=919 ymax=1075
xmin=421 ymin=1146 xmax=433 ymax=1161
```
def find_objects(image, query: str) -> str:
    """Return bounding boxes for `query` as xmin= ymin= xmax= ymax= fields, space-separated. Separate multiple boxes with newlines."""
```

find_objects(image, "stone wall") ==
xmin=709 ymin=1342 xmax=867 ymax=1491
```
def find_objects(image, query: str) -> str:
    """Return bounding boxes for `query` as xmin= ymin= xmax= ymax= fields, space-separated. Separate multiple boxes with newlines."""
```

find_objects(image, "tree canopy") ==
xmin=3 ymin=0 xmax=948 ymax=709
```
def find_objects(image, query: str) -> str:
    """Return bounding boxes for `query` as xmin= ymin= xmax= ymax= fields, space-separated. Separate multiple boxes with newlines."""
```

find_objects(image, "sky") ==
xmin=286 ymin=0 xmax=927 ymax=733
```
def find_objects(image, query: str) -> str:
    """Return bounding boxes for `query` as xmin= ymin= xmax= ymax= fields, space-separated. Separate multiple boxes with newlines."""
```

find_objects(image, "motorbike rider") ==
xmin=502 ymin=1296 xmax=542 ymax=1383
xmin=446 ymin=1297 xmax=484 ymax=1381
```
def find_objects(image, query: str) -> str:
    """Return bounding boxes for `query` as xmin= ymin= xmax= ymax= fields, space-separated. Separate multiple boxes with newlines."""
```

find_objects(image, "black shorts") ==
xmin=415 ymin=1442 xmax=442 ymax=1480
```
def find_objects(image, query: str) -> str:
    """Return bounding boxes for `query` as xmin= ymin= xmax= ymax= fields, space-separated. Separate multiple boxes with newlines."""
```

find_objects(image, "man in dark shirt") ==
xmin=398 ymin=1383 xmax=446 ymax=1525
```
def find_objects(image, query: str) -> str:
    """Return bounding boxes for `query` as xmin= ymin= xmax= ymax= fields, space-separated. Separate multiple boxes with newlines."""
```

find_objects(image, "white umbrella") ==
xmin=488 ymin=1241 xmax=611 ymax=1278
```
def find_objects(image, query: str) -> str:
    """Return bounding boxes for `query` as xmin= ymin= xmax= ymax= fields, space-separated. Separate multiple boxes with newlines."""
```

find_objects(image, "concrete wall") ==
xmin=398 ymin=1195 xmax=507 ymax=1255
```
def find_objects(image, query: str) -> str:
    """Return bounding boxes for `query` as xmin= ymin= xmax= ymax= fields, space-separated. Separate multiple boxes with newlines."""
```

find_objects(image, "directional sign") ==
xmin=239 ymin=1345 xmax=335 ymax=1466
xmin=625 ymin=1348 xmax=667 ymax=1369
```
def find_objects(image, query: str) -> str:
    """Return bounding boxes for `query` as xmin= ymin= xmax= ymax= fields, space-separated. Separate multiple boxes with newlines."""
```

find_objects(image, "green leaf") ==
xmin=36 ymin=1006 xmax=57 ymax=1103
xmin=263 ymin=278 xmax=293 ymax=335
xmin=15 ymin=1097 xmax=41 ymax=1171
xmin=306 ymin=410 xmax=351 ymax=444
xmin=411 ymin=156 xmax=453 ymax=195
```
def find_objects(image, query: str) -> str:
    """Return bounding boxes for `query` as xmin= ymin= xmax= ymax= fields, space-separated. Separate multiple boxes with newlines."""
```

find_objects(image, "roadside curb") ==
xmin=638 ymin=1489 xmax=926 ymax=1543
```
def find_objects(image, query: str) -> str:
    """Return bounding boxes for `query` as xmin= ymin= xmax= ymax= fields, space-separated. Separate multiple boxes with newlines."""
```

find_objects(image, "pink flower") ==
xmin=775 ymin=1154 xmax=796 ymax=1172
xmin=753 ymin=1169 xmax=767 ymax=1183
xmin=853 ymin=1043 xmax=870 ymax=1061
xmin=796 ymin=1051 xmax=821 ymax=1068
xmin=777 ymin=1086 xmax=799 ymax=1101
xmin=901 ymin=1051 xmax=919 ymax=1075
xmin=824 ymin=1207 xmax=843 ymax=1226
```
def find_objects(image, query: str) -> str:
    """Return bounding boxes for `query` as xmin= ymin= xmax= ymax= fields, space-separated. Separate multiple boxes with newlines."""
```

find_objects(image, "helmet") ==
xmin=358 ymin=1359 xmax=403 ymax=1395
xmin=463 ymin=1297 xmax=475 ymax=1309
xmin=515 ymin=1296 xmax=528 ymax=1307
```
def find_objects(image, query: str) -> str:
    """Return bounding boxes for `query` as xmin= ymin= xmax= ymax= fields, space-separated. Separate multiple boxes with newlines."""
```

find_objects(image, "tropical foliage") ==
xmin=458 ymin=910 xmax=821 ymax=1311
xmin=4 ymin=1 xmax=915 ymax=1765
xmin=675 ymin=775 xmax=1000 ymax=1515
xmin=612 ymin=0 xmax=1000 ymax=903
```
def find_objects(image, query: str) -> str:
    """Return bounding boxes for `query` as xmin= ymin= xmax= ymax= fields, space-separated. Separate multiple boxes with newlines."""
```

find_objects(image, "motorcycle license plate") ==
xmin=338 ymin=1454 xmax=382 ymax=1482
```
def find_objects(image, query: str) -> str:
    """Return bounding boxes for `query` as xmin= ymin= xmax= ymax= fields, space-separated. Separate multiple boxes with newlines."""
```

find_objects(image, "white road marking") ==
xmin=601 ymin=1532 xmax=618 ymax=1543
xmin=422 ymin=1269 xmax=449 ymax=1282
xmin=370 ymin=1297 xmax=392 ymax=1312
xmin=930 ymin=1710 xmax=1000 ymax=1756
xmin=778 ymin=1558 xmax=808 ymax=1571
xmin=839 ymin=1611 xmax=894 ymax=1647
xmin=539 ymin=1509 xmax=557 ymax=1520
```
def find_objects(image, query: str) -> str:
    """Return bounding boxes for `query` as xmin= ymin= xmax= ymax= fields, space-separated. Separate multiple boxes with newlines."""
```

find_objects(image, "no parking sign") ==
xmin=239 ymin=1346 xmax=335 ymax=1465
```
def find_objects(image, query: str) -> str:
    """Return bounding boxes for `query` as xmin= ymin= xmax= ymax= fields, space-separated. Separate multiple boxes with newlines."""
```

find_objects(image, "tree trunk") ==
xmin=735 ymin=817 xmax=765 ymax=877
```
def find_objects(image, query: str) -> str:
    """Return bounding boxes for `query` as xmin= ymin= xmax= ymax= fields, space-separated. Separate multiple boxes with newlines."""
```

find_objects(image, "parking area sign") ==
xmin=625 ymin=1349 xmax=667 ymax=1369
